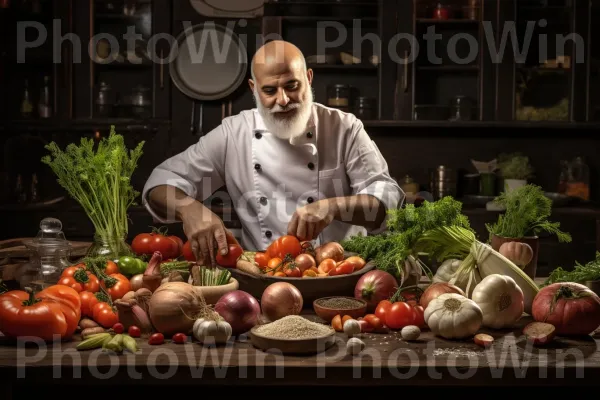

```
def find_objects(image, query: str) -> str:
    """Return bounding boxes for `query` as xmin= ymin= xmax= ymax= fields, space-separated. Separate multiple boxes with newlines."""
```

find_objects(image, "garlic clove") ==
xmin=346 ymin=337 xmax=365 ymax=356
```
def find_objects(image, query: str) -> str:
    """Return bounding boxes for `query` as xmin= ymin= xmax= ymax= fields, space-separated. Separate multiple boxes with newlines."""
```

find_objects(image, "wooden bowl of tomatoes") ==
xmin=226 ymin=235 xmax=375 ymax=305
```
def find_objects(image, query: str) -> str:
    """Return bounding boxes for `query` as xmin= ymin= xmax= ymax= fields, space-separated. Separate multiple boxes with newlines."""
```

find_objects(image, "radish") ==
xmin=523 ymin=322 xmax=556 ymax=346
xmin=474 ymin=333 xmax=494 ymax=348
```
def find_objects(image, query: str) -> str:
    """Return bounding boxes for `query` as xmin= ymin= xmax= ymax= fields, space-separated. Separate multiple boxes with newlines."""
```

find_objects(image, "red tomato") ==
xmin=169 ymin=236 xmax=184 ymax=255
xmin=82 ymin=273 xmax=100 ymax=293
xmin=330 ymin=262 xmax=353 ymax=276
xmin=278 ymin=235 xmax=302 ymax=259
xmin=363 ymin=314 xmax=384 ymax=330
xmin=215 ymin=244 xmax=244 ymax=267
xmin=149 ymin=333 xmax=164 ymax=345
xmin=255 ymin=252 xmax=270 ymax=270
xmin=112 ymin=323 xmax=124 ymax=334
xmin=284 ymin=263 xmax=301 ymax=277
xmin=61 ymin=266 xmax=83 ymax=278
xmin=79 ymin=291 xmax=99 ymax=317
xmin=375 ymin=300 xmax=392 ymax=322
xmin=128 ymin=325 xmax=141 ymax=337
xmin=101 ymin=273 xmax=131 ymax=301
xmin=104 ymin=261 xmax=119 ymax=275
xmin=131 ymin=232 xmax=179 ymax=259
xmin=386 ymin=301 xmax=415 ymax=330
xmin=92 ymin=302 xmax=118 ymax=328
xmin=412 ymin=304 xmax=425 ymax=328
xmin=172 ymin=333 xmax=187 ymax=344
xmin=182 ymin=240 xmax=195 ymax=261
xmin=532 ymin=282 xmax=600 ymax=336
xmin=58 ymin=276 xmax=83 ymax=292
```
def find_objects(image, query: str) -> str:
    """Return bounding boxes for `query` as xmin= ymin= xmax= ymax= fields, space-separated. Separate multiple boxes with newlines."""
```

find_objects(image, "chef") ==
xmin=142 ymin=40 xmax=404 ymax=267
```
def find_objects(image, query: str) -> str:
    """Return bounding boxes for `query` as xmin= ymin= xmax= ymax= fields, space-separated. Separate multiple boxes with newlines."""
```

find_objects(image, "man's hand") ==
xmin=287 ymin=199 xmax=336 ymax=241
xmin=178 ymin=201 xmax=239 ymax=267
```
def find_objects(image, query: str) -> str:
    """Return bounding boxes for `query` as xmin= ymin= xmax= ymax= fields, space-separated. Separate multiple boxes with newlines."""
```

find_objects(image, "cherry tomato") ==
xmin=412 ymin=304 xmax=425 ymax=328
xmin=330 ymin=262 xmax=354 ymax=276
xmin=82 ymin=273 xmax=100 ymax=293
xmin=182 ymin=240 xmax=195 ymax=261
xmin=92 ymin=302 xmax=118 ymax=328
xmin=215 ymin=244 xmax=244 ymax=267
xmin=79 ymin=291 xmax=99 ymax=317
xmin=284 ymin=263 xmax=301 ymax=277
xmin=101 ymin=273 xmax=131 ymax=301
xmin=375 ymin=300 xmax=393 ymax=323
xmin=386 ymin=301 xmax=415 ymax=330
xmin=128 ymin=325 xmax=141 ymax=338
xmin=104 ymin=261 xmax=119 ymax=275
xmin=358 ymin=319 xmax=374 ymax=333
xmin=318 ymin=258 xmax=336 ymax=275
xmin=172 ymin=333 xmax=187 ymax=344
xmin=254 ymin=252 xmax=270 ymax=270
xmin=61 ymin=265 xmax=84 ymax=278
xmin=276 ymin=235 xmax=302 ymax=259
xmin=58 ymin=276 xmax=83 ymax=292
xmin=148 ymin=333 xmax=164 ymax=345
xmin=363 ymin=314 xmax=384 ymax=331
xmin=267 ymin=257 xmax=283 ymax=272
xmin=112 ymin=323 xmax=124 ymax=334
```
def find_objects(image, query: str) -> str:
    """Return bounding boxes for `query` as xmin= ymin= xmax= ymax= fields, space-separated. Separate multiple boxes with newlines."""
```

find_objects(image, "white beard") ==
xmin=254 ymin=86 xmax=313 ymax=141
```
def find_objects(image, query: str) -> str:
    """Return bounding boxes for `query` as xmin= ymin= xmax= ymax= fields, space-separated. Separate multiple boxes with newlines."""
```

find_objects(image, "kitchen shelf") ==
xmin=416 ymin=18 xmax=479 ymax=24
xmin=417 ymin=66 xmax=480 ymax=72
xmin=278 ymin=16 xmax=377 ymax=22
xmin=0 ymin=118 xmax=170 ymax=132
xmin=307 ymin=63 xmax=378 ymax=71
xmin=361 ymin=120 xmax=600 ymax=129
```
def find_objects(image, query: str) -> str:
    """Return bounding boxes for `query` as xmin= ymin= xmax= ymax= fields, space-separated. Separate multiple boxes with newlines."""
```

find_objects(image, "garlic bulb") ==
xmin=346 ymin=337 xmax=365 ymax=355
xmin=192 ymin=318 xmax=232 ymax=345
xmin=343 ymin=319 xmax=361 ymax=337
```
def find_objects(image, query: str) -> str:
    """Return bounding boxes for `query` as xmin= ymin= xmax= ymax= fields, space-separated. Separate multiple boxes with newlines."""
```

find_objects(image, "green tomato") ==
xmin=118 ymin=256 xmax=146 ymax=276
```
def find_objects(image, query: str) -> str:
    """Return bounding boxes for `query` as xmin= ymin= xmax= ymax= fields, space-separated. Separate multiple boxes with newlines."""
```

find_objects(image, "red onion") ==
xmin=354 ymin=270 xmax=398 ymax=312
xmin=261 ymin=282 xmax=303 ymax=322
xmin=419 ymin=282 xmax=465 ymax=310
xmin=214 ymin=290 xmax=261 ymax=335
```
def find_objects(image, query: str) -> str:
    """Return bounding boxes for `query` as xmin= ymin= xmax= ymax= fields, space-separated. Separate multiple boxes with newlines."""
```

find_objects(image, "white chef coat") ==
xmin=142 ymin=102 xmax=404 ymax=251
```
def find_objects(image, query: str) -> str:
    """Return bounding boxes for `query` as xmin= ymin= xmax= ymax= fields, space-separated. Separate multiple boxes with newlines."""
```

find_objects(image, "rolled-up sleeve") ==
xmin=344 ymin=120 xmax=405 ymax=233
xmin=142 ymin=123 xmax=228 ymax=223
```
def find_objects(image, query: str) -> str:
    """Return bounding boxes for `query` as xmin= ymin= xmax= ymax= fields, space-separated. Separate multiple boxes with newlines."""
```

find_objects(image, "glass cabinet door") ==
xmin=91 ymin=0 xmax=154 ymax=119
xmin=513 ymin=0 xmax=573 ymax=121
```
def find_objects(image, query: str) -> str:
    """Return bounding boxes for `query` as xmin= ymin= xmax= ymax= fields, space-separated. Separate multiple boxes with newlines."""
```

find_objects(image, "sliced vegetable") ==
xmin=523 ymin=322 xmax=556 ymax=345
xmin=474 ymin=333 xmax=494 ymax=347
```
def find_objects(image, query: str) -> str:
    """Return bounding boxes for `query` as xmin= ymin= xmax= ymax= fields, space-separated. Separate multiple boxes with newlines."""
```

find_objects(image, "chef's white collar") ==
xmin=253 ymin=105 xmax=318 ymax=146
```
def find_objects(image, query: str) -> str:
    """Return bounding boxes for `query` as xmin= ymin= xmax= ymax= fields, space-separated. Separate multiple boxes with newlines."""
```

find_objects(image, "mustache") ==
xmin=270 ymin=102 xmax=301 ymax=113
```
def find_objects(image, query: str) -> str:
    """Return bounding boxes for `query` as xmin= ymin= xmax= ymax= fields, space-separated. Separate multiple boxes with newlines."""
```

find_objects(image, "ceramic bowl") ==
xmin=191 ymin=278 xmax=239 ymax=305
xmin=312 ymin=296 xmax=367 ymax=323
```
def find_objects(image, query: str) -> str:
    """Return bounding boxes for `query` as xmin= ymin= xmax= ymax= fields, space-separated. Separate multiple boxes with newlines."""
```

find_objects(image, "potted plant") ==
xmin=486 ymin=184 xmax=572 ymax=280
xmin=497 ymin=153 xmax=534 ymax=192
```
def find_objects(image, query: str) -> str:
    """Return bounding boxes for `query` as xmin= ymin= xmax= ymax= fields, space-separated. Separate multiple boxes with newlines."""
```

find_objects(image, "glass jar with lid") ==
xmin=354 ymin=96 xmax=376 ymax=120
xmin=327 ymin=84 xmax=350 ymax=111
xmin=18 ymin=217 xmax=73 ymax=290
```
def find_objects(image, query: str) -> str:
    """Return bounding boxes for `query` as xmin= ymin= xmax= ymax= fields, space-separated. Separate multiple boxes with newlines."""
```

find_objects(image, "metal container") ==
xmin=430 ymin=165 xmax=456 ymax=200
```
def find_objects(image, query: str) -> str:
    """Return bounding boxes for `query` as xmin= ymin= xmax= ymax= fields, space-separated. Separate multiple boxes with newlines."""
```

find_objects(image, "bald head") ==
xmin=251 ymin=40 xmax=307 ymax=81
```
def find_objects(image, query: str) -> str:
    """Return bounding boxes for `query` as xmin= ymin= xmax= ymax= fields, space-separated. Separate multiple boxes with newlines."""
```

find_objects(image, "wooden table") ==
xmin=1 ymin=313 xmax=599 ymax=397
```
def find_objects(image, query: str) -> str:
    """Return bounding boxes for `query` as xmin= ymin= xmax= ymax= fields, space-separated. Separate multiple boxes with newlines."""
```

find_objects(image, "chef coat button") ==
xmin=308 ymin=162 xmax=315 ymax=170
xmin=307 ymin=197 xmax=314 ymax=203
xmin=255 ymin=132 xmax=262 ymax=139
xmin=259 ymin=196 xmax=267 ymax=205
xmin=307 ymin=131 xmax=313 ymax=138
xmin=254 ymin=163 xmax=261 ymax=171
xmin=265 ymin=230 xmax=272 ymax=238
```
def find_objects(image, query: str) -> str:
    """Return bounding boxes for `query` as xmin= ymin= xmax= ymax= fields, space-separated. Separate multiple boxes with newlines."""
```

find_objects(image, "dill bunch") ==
xmin=341 ymin=196 xmax=473 ymax=279
xmin=543 ymin=251 xmax=600 ymax=286
xmin=486 ymin=184 xmax=572 ymax=242
xmin=41 ymin=126 xmax=144 ymax=249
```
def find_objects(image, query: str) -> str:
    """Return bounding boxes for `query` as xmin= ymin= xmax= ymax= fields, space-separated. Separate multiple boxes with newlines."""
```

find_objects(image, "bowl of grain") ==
xmin=249 ymin=315 xmax=336 ymax=354
xmin=312 ymin=296 xmax=367 ymax=323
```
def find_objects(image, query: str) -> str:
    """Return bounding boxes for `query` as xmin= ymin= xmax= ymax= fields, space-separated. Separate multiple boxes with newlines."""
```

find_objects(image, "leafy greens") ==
xmin=485 ymin=184 xmax=572 ymax=242
xmin=341 ymin=196 xmax=473 ymax=279
xmin=543 ymin=251 xmax=600 ymax=286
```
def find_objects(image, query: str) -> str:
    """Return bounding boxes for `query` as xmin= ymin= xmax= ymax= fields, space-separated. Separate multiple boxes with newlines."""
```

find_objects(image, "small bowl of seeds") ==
xmin=313 ymin=296 xmax=367 ymax=323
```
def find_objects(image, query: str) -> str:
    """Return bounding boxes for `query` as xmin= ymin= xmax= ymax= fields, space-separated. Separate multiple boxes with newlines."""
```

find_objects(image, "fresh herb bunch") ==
xmin=543 ymin=252 xmax=600 ymax=286
xmin=41 ymin=126 xmax=144 ymax=250
xmin=486 ymin=184 xmax=572 ymax=242
xmin=341 ymin=196 xmax=473 ymax=279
